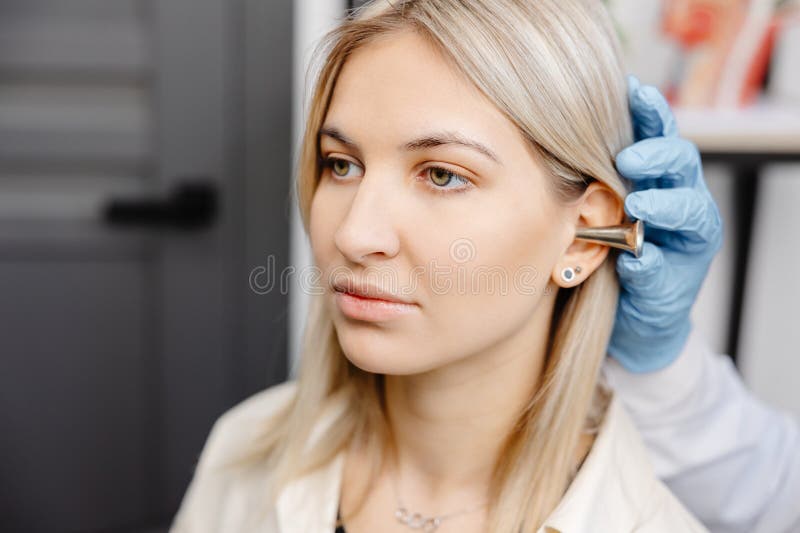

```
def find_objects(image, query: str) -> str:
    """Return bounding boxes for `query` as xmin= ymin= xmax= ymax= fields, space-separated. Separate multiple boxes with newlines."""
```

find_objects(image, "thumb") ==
xmin=616 ymin=242 xmax=665 ymax=291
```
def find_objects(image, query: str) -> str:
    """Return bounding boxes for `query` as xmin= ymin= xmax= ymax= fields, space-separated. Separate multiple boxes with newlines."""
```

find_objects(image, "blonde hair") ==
xmin=236 ymin=1 xmax=633 ymax=531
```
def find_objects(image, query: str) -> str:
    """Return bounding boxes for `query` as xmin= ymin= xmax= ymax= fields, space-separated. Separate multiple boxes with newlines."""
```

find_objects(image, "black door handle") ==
xmin=103 ymin=179 xmax=218 ymax=230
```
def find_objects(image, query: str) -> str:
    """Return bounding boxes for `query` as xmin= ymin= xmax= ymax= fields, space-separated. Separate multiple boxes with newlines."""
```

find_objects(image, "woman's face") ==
xmin=309 ymin=29 xmax=576 ymax=375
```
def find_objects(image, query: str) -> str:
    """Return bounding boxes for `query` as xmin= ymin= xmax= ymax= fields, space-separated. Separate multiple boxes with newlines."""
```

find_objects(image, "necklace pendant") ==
xmin=395 ymin=507 xmax=441 ymax=532
xmin=422 ymin=517 xmax=442 ymax=532
xmin=395 ymin=507 xmax=410 ymax=523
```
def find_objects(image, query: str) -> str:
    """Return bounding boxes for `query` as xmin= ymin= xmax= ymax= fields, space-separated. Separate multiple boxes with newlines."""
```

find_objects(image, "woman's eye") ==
xmin=323 ymin=157 xmax=362 ymax=179
xmin=322 ymin=156 xmax=471 ymax=195
xmin=425 ymin=166 xmax=471 ymax=194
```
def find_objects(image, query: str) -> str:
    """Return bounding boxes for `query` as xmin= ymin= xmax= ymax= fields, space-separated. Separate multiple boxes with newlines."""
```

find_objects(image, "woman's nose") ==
xmin=333 ymin=173 xmax=401 ymax=264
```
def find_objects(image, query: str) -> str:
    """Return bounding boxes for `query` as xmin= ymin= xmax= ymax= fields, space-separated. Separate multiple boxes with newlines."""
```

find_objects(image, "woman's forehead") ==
xmin=324 ymin=31 xmax=525 ymax=164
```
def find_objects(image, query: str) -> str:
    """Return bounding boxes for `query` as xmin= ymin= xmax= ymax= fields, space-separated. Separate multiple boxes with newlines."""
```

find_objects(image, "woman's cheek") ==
xmin=309 ymin=191 xmax=340 ymax=264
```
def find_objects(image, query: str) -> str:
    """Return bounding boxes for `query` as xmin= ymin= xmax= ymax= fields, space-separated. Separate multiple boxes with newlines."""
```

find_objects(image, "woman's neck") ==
xmin=339 ymin=303 xmax=598 ymax=531
xmin=383 ymin=309 xmax=556 ymax=507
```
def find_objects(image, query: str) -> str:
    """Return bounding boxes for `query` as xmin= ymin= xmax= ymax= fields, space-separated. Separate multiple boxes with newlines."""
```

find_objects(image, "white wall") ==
xmin=289 ymin=0 xmax=346 ymax=376
xmin=739 ymin=167 xmax=800 ymax=416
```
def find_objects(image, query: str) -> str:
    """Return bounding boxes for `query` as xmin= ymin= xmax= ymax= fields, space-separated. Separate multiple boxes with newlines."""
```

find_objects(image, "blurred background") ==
xmin=0 ymin=0 xmax=797 ymax=531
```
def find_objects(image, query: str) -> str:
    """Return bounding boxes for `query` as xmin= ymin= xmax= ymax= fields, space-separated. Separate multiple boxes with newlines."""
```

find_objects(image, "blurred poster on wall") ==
xmin=608 ymin=0 xmax=800 ymax=108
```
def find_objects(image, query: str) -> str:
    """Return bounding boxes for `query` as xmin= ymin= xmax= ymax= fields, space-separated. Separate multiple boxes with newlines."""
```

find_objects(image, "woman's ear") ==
xmin=551 ymin=182 xmax=624 ymax=287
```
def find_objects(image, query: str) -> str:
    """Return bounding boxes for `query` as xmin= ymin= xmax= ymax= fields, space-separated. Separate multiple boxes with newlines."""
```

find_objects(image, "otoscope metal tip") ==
xmin=574 ymin=219 xmax=644 ymax=258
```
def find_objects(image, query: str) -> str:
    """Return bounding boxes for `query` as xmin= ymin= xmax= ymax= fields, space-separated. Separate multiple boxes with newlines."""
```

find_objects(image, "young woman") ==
xmin=170 ymin=1 xmax=708 ymax=531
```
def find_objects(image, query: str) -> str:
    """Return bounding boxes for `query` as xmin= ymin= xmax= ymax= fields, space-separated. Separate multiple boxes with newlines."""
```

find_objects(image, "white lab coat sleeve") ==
xmin=601 ymin=324 xmax=800 ymax=533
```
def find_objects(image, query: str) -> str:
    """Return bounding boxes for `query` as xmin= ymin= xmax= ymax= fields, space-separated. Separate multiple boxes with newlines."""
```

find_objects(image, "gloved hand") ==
xmin=608 ymin=75 xmax=724 ymax=373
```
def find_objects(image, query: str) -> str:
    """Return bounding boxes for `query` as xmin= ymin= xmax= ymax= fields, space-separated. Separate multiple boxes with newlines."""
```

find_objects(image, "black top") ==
xmin=335 ymin=507 xmax=346 ymax=533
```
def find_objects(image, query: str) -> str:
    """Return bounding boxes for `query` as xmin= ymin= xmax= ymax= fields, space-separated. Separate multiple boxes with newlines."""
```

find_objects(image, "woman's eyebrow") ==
xmin=319 ymin=125 xmax=502 ymax=166
xmin=404 ymin=130 xmax=502 ymax=165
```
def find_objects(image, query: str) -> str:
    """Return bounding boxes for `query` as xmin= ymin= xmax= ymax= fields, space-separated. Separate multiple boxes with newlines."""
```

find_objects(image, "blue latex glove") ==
xmin=608 ymin=75 xmax=724 ymax=373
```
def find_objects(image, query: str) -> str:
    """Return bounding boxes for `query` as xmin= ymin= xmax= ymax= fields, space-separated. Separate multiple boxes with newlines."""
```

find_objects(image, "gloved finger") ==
xmin=625 ymin=187 xmax=722 ymax=246
xmin=628 ymin=75 xmax=679 ymax=140
xmin=616 ymin=241 xmax=665 ymax=289
xmin=615 ymin=137 xmax=701 ymax=188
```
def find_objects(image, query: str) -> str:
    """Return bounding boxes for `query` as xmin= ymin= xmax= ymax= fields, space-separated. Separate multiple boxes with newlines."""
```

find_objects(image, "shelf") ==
xmin=674 ymin=103 xmax=800 ymax=154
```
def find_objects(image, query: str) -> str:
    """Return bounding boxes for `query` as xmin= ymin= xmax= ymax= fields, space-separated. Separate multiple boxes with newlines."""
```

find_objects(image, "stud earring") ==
xmin=561 ymin=266 xmax=582 ymax=283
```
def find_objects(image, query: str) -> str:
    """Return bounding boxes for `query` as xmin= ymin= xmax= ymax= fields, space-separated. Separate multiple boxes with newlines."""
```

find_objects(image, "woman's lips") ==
xmin=334 ymin=290 xmax=418 ymax=322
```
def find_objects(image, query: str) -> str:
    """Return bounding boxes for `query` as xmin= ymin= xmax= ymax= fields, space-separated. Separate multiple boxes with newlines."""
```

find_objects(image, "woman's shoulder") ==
xmin=215 ymin=380 xmax=298 ymax=433
xmin=635 ymin=479 xmax=709 ymax=532
xmin=170 ymin=381 xmax=299 ymax=533
xmin=604 ymin=394 xmax=709 ymax=532
xmin=198 ymin=380 xmax=298 ymax=470
xmin=542 ymin=390 xmax=709 ymax=532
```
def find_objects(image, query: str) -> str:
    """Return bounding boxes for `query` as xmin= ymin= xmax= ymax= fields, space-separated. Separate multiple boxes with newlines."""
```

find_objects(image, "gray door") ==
xmin=0 ymin=0 xmax=291 ymax=530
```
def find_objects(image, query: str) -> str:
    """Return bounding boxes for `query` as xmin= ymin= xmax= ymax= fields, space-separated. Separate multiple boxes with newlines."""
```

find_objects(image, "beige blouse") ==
xmin=169 ymin=380 xmax=709 ymax=533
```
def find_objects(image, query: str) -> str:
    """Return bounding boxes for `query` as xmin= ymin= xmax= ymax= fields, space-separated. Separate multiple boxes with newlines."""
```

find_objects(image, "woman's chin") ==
xmin=334 ymin=321 xmax=445 ymax=375
xmin=342 ymin=351 xmax=428 ymax=375
xmin=339 ymin=342 xmax=440 ymax=375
